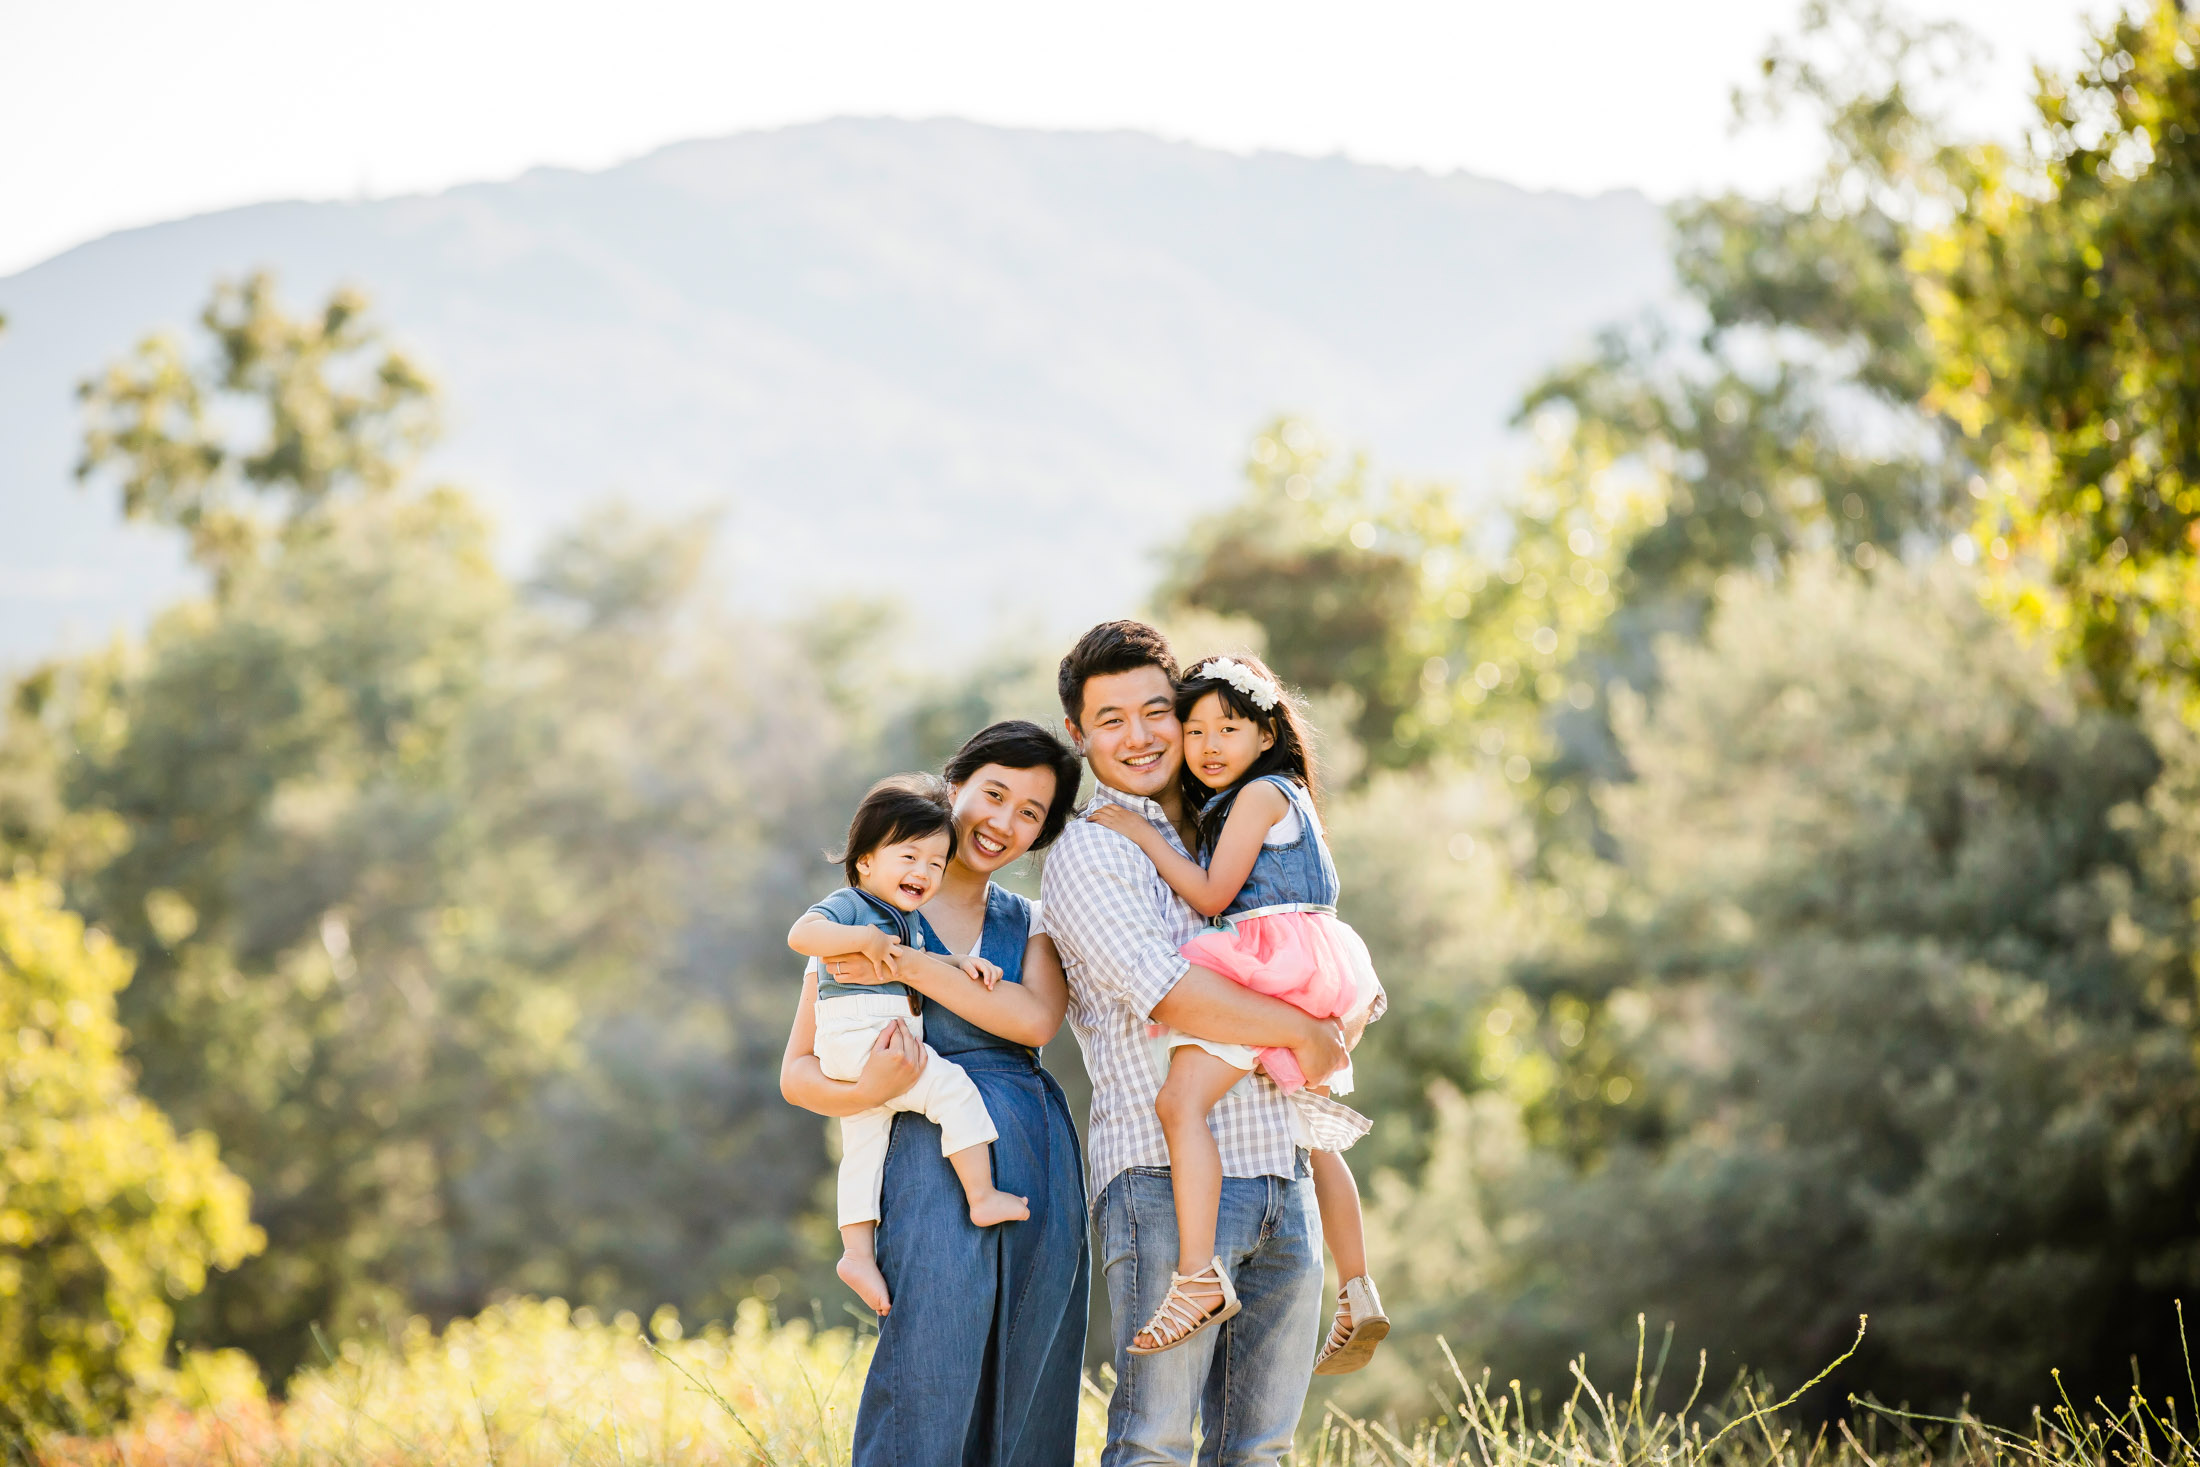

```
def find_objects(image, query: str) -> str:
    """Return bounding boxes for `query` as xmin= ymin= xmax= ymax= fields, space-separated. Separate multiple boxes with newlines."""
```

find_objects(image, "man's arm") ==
xmin=1152 ymin=969 xmax=1346 ymax=1084
xmin=1045 ymin=824 xmax=1345 ymax=1083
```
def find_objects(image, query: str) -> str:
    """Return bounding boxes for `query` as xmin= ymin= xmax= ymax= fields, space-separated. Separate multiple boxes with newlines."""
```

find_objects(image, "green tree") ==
xmin=1165 ymin=417 xmax=1638 ymax=782
xmin=1926 ymin=1 xmax=2200 ymax=708
xmin=0 ymin=877 xmax=260 ymax=1439
xmin=77 ymin=272 xmax=435 ymax=591
xmin=59 ymin=278 xmax=638 ymax=1379
xmin=1169 ymin=6 xmax=1976 ymax=794
xmin=50 ymin=275 xmax=901 ymax=1374
xmin=1364 ymin=566 xmax=2200 ymax=1421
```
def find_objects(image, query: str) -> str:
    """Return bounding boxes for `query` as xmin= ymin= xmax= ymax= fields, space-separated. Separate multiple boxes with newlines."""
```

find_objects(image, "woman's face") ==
xmin=948 ymin=762 xmax=1060 ymax=875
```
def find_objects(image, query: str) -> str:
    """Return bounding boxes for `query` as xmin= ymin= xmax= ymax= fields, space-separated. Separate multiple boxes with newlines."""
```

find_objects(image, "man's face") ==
xmin=1069 ymin=665 xmax=1182 ymax=800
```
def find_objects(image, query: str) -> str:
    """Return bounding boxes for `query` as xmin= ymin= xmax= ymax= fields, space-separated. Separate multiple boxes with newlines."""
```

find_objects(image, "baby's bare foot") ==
xmin=837 ymin=1253 xmax=892 ymax=1314
xmin=967 ymin=1190 xmax=1030 ymax=1227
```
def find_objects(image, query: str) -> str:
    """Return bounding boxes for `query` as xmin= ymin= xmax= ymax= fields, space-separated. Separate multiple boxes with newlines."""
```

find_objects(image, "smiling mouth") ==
xmin=1121 ymin=751 xmax=1164 ymax=770
xmin=897 ymin=878 xmax=929 ymax=901
xmin=971 ymin=831 xmax=1008 ymax=857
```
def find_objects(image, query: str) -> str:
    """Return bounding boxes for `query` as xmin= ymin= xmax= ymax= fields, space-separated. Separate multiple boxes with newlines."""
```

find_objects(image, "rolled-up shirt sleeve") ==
xmin=1042 ymin=828 xmax=1192 ymax=1021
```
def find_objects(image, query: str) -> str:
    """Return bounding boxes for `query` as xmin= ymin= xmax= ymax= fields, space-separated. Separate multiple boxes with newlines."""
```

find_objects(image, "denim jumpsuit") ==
xmin=1211 ymin=775 xmax=1339 ymax=921
xmin=855 ymin=883 xmax=1091 ymax=1467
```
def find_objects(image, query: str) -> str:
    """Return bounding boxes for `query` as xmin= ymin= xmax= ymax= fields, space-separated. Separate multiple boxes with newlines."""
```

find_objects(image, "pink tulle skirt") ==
xmin=1179 ymin=910 xmax=1382 ymax=1093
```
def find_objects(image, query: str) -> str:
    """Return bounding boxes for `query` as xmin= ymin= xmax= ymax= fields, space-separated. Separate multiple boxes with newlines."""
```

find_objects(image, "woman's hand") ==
xmin=824 ymin=949 xmax=896 ymax=986
xmin=849 ymin=1019 xmax=926 ymax=1106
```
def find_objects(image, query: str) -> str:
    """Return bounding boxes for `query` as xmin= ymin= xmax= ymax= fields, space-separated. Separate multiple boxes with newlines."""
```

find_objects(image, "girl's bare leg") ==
xmin=1309 ymin=1148 xmax=1367 ymax=1280
xmin=837 ymin=1222 xmax=892 ymax=1314
xmin=1155 ymin=1049 xmax=1254 ymax=1270
xmin=947 ymin=1142 xmax=1030 ymax=1226
xmin=1131 ymin=1048 xmax=1254 ymax=1352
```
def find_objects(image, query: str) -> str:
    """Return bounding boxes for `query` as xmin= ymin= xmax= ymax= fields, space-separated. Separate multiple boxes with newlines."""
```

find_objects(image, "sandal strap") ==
xmin=1138 ymin=1266 xmax=1228 ymax=1348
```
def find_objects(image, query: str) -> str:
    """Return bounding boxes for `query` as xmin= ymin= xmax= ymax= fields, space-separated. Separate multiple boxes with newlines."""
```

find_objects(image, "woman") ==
xmin=780 ymin=719 xmax=1089 ymax=1467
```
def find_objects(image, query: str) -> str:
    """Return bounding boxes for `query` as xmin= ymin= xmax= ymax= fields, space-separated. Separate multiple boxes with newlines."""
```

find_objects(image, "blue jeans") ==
xmin=1097 ymin=1166 xmax=1324 ymax=1467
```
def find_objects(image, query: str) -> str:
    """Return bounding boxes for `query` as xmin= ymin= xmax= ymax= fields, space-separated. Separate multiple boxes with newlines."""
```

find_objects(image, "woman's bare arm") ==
xmin=779 ymin=969 xmax=928 ymax=1117
xmin=864 ymin=940 xmax=1067 ymax=1048
xmin=1087 ymin=781 xmax=1287 ymax=917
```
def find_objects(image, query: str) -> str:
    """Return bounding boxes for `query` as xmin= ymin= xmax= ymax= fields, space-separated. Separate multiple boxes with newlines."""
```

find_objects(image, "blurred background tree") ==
xmin=30 ymin=277 xmax=882 ymax=1386
xmin=1358 ymin=568 xmax=2200 ymax=1421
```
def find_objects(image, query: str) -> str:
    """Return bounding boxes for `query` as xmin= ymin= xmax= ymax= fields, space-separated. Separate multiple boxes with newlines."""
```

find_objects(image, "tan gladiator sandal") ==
xmin=1312 ymin=1274 xmax=1389 ymax=1375
xmin=1127 ymin=1257 xmax=1241 ymax=1355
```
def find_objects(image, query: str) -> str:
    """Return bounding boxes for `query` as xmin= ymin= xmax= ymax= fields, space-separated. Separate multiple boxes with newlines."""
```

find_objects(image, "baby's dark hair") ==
xmin=832 ymin=773 xmax=957 ymax=887
xmin=1175 ymin=654 xmax=1320 ymax=854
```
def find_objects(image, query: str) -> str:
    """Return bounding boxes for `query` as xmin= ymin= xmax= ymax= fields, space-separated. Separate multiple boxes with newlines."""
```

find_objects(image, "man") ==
xmin=1042 ymin=620 xmax=1350 ymax=1467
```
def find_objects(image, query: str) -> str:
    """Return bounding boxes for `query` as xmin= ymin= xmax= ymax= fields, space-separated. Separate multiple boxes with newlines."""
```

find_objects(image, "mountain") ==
xmin=0 ymin=117 xmax=1670 ymax=668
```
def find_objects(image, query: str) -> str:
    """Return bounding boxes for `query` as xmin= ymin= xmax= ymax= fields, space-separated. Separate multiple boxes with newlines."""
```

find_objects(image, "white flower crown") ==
xmin=1195 ymin=656 xmax=1280 ymax=711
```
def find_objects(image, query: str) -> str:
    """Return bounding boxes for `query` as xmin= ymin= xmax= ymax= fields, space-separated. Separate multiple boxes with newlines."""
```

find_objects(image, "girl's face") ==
xmin=855 ymin=830 xmax=954 ymax=911
xmin=948 ymin=763 xmax=1059 ymax=876
xmin=1182 ymin=691 xmax=1275 ymax=791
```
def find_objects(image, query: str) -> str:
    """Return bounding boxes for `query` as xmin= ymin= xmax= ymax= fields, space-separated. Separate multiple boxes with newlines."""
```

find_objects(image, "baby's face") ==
xmin=856 ymin=830 xmax=953 ymax=911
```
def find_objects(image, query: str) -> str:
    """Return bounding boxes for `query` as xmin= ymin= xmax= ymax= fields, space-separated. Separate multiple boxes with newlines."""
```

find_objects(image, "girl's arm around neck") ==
xmin=1098 ymin=780 xmax=1288 ymax=918
xmin=885 ymin=940 xmax=1067 ymax=1048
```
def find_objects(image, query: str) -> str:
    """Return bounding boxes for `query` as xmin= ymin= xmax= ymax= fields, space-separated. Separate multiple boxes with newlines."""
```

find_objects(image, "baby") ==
xmin=789 ymin=773 xmax=1031 ymax=1314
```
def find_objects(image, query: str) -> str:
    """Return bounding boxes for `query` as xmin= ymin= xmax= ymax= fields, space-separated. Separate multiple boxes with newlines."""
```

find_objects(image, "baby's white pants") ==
xmin=815 ymin=992 xmax=997 ymax=1227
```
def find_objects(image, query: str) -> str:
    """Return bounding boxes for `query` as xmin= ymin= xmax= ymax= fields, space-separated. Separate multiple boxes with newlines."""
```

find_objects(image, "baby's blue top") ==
xmin=1205 ymin=773 xmax=1340 ymax=918
xmin=809 ymin=885 xmax=926 ymax=1001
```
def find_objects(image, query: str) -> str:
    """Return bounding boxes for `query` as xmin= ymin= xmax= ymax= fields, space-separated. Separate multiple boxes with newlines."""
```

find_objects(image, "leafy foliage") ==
xmin=1164 ymin=417 xmax=1640 ymax=784
xmin=42 ymin=279 xmax=875 ymax=1386
xmin=76 ymin=273 xmax=436 ymax=592
xmin=1362 ymin=568 xmax=2200 ymax=1421
xmin=0 ymin=877 xmax=260 ymax=1438
xmin=1925 ymin=2 xmax=2200 ymax=708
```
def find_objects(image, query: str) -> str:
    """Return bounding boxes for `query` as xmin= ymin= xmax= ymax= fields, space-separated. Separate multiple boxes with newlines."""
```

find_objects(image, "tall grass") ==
xmin=33 ymin=1300 xmax=2200 ymax=1467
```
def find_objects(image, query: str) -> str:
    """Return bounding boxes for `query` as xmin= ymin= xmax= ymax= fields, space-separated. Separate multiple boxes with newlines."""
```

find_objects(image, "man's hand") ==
xmin=1288 ymin=1015 xmax=1349 ymax=1087
xmin=849 ymin=1020 xmax=925 ymax=1106
xmin=954 ymin=955 xmax=1003 ymax=990
xmin=822 ymin=949 xmax=895 ymax=987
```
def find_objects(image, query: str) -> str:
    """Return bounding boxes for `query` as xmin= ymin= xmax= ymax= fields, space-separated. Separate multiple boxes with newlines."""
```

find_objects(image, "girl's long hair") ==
xmin=1175 ymin=653 xmax=1320 ymax=855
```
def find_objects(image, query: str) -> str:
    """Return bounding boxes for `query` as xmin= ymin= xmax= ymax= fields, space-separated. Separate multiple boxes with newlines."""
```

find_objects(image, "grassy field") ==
xmin=30 ymin=1299 xmax=2194 ymax=1467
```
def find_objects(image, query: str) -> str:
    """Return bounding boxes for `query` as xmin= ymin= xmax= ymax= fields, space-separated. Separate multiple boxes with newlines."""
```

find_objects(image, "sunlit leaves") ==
xmin=0 ymin=878 xmax=260 ymax=1433
xmin=1926 ymin=2 xmax=2200 ymax=710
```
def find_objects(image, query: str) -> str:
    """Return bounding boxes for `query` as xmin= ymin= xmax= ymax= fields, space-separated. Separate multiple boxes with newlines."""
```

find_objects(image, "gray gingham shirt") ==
xmin=1041 ymin=781 xmax=1304 ymax=1207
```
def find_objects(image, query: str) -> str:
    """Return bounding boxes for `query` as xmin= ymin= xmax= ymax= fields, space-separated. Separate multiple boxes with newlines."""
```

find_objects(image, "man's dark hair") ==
xmin=1057 ymin=620 xmax=1180 ymax=729
xmin=944 ymin=720 xmax=1086 ymax=851
xmin=832 ymin=773 xmax=957 ymax=886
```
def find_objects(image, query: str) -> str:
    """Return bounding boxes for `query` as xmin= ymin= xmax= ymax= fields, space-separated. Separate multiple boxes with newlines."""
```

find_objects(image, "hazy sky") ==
xmin=2 ymin=0 xmax=2119 ymax=278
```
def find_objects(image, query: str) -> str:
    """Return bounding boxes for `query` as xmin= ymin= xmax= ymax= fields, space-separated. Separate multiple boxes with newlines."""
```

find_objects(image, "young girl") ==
xmin=1086 ymin=654 xmax=1389 ymax=1375
xmin=788 ymin=774 xmax=1030 ymax=1315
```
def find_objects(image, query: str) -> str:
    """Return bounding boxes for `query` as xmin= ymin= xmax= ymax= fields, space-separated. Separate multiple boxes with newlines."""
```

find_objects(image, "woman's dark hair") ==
xmin=832 ymin=773 xmax=958 ymax=886
xmin=943 ymin=720 xmax=1085 ymax=851
xmin=1058 ymin=619 xmax=1180 ymax=730
xmin=1175 ymin=653 xmax=1320 ymax=855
